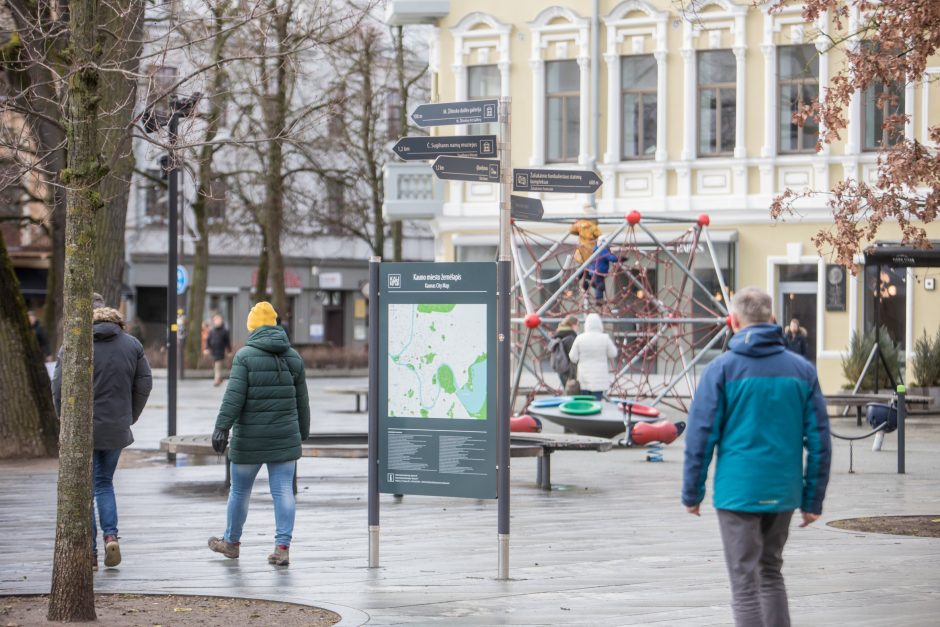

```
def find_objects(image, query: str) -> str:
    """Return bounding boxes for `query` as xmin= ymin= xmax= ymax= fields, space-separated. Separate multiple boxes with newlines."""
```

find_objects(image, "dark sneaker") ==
xmin=104 ymin=535 xmax=121 ymax=568
xmin=208 ymin=536 xmax=240 ymax=559
xmin=92 ymin=552 xmax=98 ymax=572
xmin=267 ymin=544 xmax=289 ymax=566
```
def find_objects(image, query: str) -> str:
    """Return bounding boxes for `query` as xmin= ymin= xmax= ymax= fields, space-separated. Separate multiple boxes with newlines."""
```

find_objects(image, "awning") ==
xmin=864 ymin=241 xmax=940 ymax=268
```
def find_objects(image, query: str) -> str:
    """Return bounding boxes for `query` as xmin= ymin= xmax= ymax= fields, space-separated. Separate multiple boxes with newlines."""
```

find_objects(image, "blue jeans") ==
xmin=224 ymin=461 xmax=296 ymax=547
xmin=91 ymin=448 xmax=122 ymax=554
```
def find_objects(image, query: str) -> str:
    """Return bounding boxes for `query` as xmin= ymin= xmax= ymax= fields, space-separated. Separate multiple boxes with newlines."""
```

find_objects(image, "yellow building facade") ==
xmin=392 ymin=0 xmax=940 ymax=392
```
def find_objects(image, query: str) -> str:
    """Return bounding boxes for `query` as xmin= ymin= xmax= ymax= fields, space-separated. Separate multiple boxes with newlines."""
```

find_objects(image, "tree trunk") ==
xmin=47 ymin=0 xmax=100 ymax=618
xmin=43 ymin=180 xmax=65 ymax=350
xmin=254 ymin=229 xmax=269 ymax=304
xmin=358 ymin=40 xmax=384 ymax=257
xmin=264 ymin=1 xmax=289 ymax=315
xmin=392 ymin=25 xmax=407 ymax=262
xmin=93 ymin=0 xmax=144 ymax=308
xmin=185 ymin=16 xmax=228 ymax=367
xmin=0 ymin=233 xmax=59 ymax=459
xmin=6 ymin=3 xmax=70 ymax=353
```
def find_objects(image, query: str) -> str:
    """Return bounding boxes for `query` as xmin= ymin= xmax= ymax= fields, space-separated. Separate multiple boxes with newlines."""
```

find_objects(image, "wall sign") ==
xmin=826 ymin=264 xmax=847 ymax=312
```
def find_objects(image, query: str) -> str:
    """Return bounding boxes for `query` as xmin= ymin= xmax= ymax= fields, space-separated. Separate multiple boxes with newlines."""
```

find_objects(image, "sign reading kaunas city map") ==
xmin=378 ymin=262 xmax=497 ymax=499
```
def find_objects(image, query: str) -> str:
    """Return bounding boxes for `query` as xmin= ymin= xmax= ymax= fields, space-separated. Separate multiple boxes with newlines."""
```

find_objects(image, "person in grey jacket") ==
xmin=53 ymin=305 xmax=153 ymax=571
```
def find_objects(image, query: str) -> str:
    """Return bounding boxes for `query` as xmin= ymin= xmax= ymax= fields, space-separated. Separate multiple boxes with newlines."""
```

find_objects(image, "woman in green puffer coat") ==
xmin=207 ymin=301 xmax=310 ymax=566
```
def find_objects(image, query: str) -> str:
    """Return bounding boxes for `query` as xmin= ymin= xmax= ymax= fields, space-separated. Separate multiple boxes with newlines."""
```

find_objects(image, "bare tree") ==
xmin=221 ymin=0 xmax=371 ymax=311
xmin=46 ymin=0 xmax=104 ymax=617
xmin=299 ymin=21 xmax=427 ymax=257
xmin=0 ymin=232 xmax=58 ymax=459
xmin=182 ymin=0 xmax=236 ymax=368
xmin=766 ymin=0 xmax=940 ymax=266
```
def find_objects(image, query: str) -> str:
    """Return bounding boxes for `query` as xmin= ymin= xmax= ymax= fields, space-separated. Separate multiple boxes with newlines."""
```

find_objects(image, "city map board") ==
xmin=378 ymin=262 xmax=497 ymax=499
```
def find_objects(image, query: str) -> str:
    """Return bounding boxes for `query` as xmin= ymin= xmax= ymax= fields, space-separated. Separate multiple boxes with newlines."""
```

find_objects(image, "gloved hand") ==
xmin=211 ymin=428 xmax=229 ymax=454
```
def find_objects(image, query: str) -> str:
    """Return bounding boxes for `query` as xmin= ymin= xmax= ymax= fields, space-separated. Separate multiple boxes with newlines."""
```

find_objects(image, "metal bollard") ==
xmin=896 ymin=385 xmax=906 ymax=474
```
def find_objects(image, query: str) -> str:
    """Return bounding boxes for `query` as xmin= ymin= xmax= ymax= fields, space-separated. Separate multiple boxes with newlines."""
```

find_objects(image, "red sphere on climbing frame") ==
xmin=626 ymin=210 xmax=642 ymax=225
xmin=725 ymin=315 xmax=733 ymax=328
xmin=524 ymin=313 xmax=541 ymax=329
xmin=697 ymin=213 xmax=711 ymax=227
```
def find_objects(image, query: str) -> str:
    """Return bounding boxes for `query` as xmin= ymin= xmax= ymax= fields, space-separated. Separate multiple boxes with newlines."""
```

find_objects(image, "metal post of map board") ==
xmin=497 ymin=96 xmax=511 ymax=580
xmin=368 ymin=256 xmax=381 ymax=568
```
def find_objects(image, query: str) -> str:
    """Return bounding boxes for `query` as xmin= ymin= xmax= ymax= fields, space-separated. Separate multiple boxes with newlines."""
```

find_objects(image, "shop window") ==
xmin=864 ymin=265 xmax=907 ymax=344
xmin=546 ymin=60 xmax=580 ymax=163
xmin=778 ymin=44 xmax=819 ymax=154
xmin=697 ymin=50 xmax=735 ymax=156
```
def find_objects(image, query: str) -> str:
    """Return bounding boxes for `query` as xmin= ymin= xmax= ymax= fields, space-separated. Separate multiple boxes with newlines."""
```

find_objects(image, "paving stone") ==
xmin=1 ymin=377 xmax=938 ymax=625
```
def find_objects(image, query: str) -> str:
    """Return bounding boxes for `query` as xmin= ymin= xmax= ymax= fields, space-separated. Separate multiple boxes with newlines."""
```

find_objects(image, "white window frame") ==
xmin=603 ymin=1 xmax=668 ymax=164
xmin=681 ymin=0 xmax=746 ymax=163
xmin=528 ymin=7 xmax=590 ymax=166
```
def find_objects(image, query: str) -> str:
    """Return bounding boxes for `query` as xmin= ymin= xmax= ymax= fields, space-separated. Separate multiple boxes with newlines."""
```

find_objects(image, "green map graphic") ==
xmin=387 ymin=303 xmax=487 ymax=420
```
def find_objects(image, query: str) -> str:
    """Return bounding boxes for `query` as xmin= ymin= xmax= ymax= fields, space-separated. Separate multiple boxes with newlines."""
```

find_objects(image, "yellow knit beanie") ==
xmin=247 ymin=301 xmax=278 ymax=332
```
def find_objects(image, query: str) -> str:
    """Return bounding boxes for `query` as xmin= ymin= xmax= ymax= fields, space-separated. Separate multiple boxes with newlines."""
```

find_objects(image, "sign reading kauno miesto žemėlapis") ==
xmin=378 ymin=262 xmax=497 ymax=499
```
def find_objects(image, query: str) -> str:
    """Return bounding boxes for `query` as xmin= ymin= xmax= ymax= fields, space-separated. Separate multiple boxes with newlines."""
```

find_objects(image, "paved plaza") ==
xmin=1 ymin=376 xmax=939 ymax=625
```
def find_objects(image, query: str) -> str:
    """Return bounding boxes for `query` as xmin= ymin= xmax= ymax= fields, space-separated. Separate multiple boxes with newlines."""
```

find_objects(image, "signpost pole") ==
xmin=368 ymin=256 xmax=381 ymax=568
xmin=497 ymin=97 xmax=511 ymax=580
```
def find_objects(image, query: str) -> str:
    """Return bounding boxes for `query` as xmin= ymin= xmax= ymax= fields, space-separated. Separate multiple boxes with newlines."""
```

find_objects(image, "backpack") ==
xmin=549 ymin=337 xmax=571 ymax=375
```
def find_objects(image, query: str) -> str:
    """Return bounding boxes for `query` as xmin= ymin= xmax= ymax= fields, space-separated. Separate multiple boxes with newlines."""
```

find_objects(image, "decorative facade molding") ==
xmin=603 ymin=1 xmax=669 ymax=167
xmin=681 ymin=0 xmax=747 ymax=164
xmin=528 ymin=6 xmax=590 ymax=165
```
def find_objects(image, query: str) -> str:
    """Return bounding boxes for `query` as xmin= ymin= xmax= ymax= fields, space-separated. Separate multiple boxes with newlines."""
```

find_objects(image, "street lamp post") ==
xmin=143 ymin=93 xmax=200 ymax=461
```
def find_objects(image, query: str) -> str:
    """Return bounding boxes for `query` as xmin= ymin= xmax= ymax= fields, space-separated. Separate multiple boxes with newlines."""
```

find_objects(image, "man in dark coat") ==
xmin=53 ymin=306 xmax=153 ymax=571
xmin=204 ymin=313 xmax=232 ymax=386
xmin=208 ymin=301 xmax=309 ymax=567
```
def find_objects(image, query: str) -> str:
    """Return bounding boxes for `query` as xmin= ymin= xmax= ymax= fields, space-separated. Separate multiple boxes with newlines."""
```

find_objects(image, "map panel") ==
xmin=387 ymin=303 xmax=487 ymax=420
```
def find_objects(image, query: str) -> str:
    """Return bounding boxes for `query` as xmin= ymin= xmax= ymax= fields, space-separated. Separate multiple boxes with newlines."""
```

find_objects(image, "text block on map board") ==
xmin=378 ymin=262 xmax=497 ymax=499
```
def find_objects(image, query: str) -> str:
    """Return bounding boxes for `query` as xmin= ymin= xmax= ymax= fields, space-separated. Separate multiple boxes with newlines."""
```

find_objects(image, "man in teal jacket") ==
xmin=682 ymin=287 xmax=831 ymax=627
xmin=208 ymin=301 xmax=310 ymax=566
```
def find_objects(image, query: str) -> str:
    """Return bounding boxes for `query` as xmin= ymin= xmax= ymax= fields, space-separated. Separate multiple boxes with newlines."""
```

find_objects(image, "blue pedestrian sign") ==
xmin=176 ymin=265 xmax=189 ymax=295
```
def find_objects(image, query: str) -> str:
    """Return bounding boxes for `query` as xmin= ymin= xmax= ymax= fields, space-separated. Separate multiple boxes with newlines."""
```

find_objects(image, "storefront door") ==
xmin=778 ymin=264 xmax=817 ymax=362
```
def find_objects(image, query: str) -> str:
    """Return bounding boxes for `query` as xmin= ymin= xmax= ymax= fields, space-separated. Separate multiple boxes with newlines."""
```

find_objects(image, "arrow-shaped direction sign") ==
xmin=432 ymin=156 xmax=500 ymax=183
xmin=512 ymin=168 xmax=603 ymax=194
xmin=393 ymin=135 xmax=497 ymax=161
xmin=411 ymin=99 xmax=499 ymax=127
xmin=510 ymin=195 xmax=544 ymax=221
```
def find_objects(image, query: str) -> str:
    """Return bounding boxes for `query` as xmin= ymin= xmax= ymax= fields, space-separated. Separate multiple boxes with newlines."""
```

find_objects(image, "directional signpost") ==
xmin=432 ymin=155 xmax=500 ymax=183
xmin=411 ymin=98 xmax=498 ymax=127
xmin=512 ymin=168 xmax=603 ymax=194
xmin=393 ymin=135 xmax=497 ymax=161
xmin=374 ymin=95 xmax=605 ymax=582
xmin=510 ymin=195 xmax=544 ymax=221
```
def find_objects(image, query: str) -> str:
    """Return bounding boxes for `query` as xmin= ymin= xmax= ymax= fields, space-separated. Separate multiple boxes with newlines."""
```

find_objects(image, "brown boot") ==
xmin=267 ymin=544 xmax=289 ymax=566
xmin=208 ymin=536 xmax=240 ymax=559
xmin=104 ymin=535 xmax=121 ymax=567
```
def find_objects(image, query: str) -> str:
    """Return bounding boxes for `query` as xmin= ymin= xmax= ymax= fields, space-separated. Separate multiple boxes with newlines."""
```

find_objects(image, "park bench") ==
xmin=824 ymin=393 xmax=931 ymax=426
xmin=160 ymin=431 xmax=611 ymax=492
xmin=323 ymin=386 xmax=369 ymax=412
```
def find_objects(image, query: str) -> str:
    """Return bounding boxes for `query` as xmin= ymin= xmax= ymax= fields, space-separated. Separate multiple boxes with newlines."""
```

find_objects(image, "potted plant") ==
xmin=841 ymin=327 xmax=902 ymax=392
xmin=911 ymin=329 xmax=940 ymax=407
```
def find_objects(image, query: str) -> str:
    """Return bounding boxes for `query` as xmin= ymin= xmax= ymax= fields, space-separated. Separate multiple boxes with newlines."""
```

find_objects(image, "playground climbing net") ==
xmin=509 ymin=211 xmax=731 ymax=413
